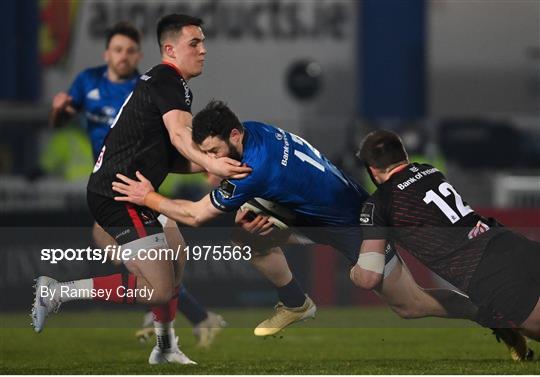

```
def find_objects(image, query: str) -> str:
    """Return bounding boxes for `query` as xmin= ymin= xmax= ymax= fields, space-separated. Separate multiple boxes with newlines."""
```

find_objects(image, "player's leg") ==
xmin=249 ymin=246 xmax=316 ymax=336
xmin=32 ymin=236 xmax=175 ymax=330
xmin=119 ymin=233 xmax=195 ymax=364
xmin=467 ymin=232 xmax=540 ymax=350
xmin=126 ymin=253 xmax=195 ymax=364
xmin=164 ymin=216 xmax=226 ymax=348
xmin=521 ymin=299 xmax=540 ymax=341
xmin=91 ymin=212 xmax=221 ymax=348
xmin=377 ymin=255 xmax=534 ymax=361
xmin=93 ymin=221 xmax=169 ymax=344
xmin=250 ymin=246 xmax=309 ymax=309
xmin=230 ymin=219 xmax=315 ymax=336
xmin=473 ymin=233 xmax=540 ymax=343
xmin=32 ymin=196 xmax=195 ymax=364
xmin=325 ymin=224 xmax=476 ymax=320
xmin=509 ymin=235 xmax=540 ymax=341
xmin=90 ymin=216 xmax=174 ymax=343
xmin=92 ymin=222 xmax=116 ymax=251
xmin=304 ymin=224 xmax=470 ymax=318
xmin=135 ymin=215 xmax=187 ymax=342
xmin=376 ymin=255 xmax=477 ymax=319
xmin=136 ymin=216 xmax=226 ymax=347
xmin=126 ymin=215 xmax=197 ymax=364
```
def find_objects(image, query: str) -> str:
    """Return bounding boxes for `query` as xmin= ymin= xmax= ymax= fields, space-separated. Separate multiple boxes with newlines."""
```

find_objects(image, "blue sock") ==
xmin=277 ymin=277 xmax=306 ymax=308
xmin=177 ymin=285 xmax=208 ymax=325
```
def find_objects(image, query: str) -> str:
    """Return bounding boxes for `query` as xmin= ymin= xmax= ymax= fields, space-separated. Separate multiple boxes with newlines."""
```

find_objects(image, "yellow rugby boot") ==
xmin=492 ymin=328 xmax=534 ymax=361
xmin=254 ymin=296 xmax=316 ymax=337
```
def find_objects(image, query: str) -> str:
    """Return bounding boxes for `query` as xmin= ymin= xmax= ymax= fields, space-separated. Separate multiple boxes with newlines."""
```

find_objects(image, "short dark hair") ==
xmin=357 ymin=130 xmax=408 ymax=169
xmin=105 ymin=22 xmax=141 ymax=48
xmin=157 ymin=14 xmax=203 ymax=52
xmin=192 ymin=100 xmax=244 ymax=145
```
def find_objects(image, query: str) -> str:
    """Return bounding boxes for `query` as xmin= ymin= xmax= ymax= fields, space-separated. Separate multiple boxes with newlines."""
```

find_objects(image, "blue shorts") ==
xmin=297 ymin=225 xmax=396 ymax=266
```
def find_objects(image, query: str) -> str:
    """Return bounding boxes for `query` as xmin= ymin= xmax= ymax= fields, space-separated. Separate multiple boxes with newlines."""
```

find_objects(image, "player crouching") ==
xmin=352 ymin=129 xmax=538 ymax=361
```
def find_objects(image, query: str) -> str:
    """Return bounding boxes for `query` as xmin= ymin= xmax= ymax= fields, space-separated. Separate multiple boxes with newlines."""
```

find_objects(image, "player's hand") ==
xmin=235 ymin=209 xmax=275 ymax=236
xmin=112 ymin=171 xmax=155 ymax=206
xmin=209 ymin=158 xmax=252 ymax=179
xmin=50 ymin=92 xmax=76 ymax=127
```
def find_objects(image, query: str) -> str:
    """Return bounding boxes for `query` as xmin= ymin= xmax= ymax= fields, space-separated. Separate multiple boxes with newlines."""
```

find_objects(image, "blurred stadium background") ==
xmin=0 ymin=1 xmax=539 ymax=368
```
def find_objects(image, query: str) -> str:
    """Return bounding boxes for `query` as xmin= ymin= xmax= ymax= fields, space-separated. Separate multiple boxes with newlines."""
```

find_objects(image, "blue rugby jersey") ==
xmin=68 ymin=65 xmax=138 ymax=159
xmin=210 ymin=121 xmax=369 ymax=227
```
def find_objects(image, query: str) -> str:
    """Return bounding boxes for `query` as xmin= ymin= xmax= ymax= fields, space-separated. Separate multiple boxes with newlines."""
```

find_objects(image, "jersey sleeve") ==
xmin=359 ymin=191 xmax=391 ymax=240
xmin=209 ymin=173 xmax=262 ymax=212
xmin=67 ymin=71 xmax=87 ymax=110
xmin=148 ymin=72 xmax=192 ymax=115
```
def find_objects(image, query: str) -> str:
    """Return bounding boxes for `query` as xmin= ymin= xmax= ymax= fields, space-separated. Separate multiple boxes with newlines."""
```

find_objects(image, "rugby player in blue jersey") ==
xmin=48 ymin=22 xmax=225 ymax=348
xmin=112 ymin=100 xmax=487 ymax=339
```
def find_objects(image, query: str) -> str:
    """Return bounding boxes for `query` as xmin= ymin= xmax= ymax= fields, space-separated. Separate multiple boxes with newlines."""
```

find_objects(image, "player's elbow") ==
xmin=350 ymin=266 xmax=381 ymax=290
xmin=190 ymin=214 xmax=205 ymax=227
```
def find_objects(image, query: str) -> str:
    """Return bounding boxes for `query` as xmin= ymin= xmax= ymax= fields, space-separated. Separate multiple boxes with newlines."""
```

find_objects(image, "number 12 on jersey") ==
xmin=423 ymin=182 xmax=473 ymax=223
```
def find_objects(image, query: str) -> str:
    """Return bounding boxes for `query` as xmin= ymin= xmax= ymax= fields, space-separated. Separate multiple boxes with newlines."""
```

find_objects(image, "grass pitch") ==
xmin=1 ymin=307 xmax=538 ymax=374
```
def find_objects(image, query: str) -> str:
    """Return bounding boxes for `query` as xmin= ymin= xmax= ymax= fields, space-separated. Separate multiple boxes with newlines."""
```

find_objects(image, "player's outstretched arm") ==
xmin=112 ymin=171 xmax=223 ymax=227
xmin=162 ymin=109 xmax=252 ymax=179
xmin=350 ymin=239 xmax=386 ymax=290
xmin=49 ymin=91 xmax=77 ymax=128
xmin=158 ymin=194 xmax=222 ymax=227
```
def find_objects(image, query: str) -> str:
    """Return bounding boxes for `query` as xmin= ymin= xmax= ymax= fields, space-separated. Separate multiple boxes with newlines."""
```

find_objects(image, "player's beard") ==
xmin=112 ymin=61 xmax=136 ymax=80
xmin=227 ymin=142 xmax=242 ymax=162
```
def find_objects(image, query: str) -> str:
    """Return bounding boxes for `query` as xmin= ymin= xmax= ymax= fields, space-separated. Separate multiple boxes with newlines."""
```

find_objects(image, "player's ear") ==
xmin=230 ymin=128 xmax=241 ymax=142
xmin=103 ymin=49 xmax=109 ymax=64
xmin=163 ymin=43 xmax=175 ymax=59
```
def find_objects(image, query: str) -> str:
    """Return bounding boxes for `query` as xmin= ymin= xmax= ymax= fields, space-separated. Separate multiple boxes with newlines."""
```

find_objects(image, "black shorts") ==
xmin=467 ymin=231 xmax=540 ymax=327
xmin=87 ymin=190 xmax=163 ymax=245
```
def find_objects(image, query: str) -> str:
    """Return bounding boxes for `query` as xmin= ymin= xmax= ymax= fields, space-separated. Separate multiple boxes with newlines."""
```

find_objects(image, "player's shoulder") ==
xmin=143 ymin=64 xmax=184 ymax=81
xmin=413 ymin=162 xmax=439 ymax=172
xmin=409 ymin=162 xmax=447 ymax=183
xmin=241 ymin=121 xmax=276 ymax=164
xmin=76 ymin=65 xmax=107 ymax=81
xmin=242 ymin=120 xmax=275 ymax=133
xmin=243 ymin=121 xmax=283 ymax=148
xmin=140 ymin=64 xmax=190 ymax=92
xmin=70 ymin=66 xmax=107 ymax=97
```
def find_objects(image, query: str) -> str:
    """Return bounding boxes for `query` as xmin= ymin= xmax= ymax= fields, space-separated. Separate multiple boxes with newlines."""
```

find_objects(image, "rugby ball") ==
xmin=240 ymin=198 xmax=295 ymax=230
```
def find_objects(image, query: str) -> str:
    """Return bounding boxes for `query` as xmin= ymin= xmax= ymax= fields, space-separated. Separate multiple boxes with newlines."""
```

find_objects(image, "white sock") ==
xmin=154 ymin=320 xmax=177 ymax=350
xmin=54 ymin=279 xmax=93 ymax=303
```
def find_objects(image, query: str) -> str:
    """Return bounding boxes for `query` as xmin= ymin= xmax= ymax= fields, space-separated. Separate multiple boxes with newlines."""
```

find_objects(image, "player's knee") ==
xmin=149 ymin=288 xmax=173 ymax=305
xmin=350 ymin=266 xmax=380 ymax=290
